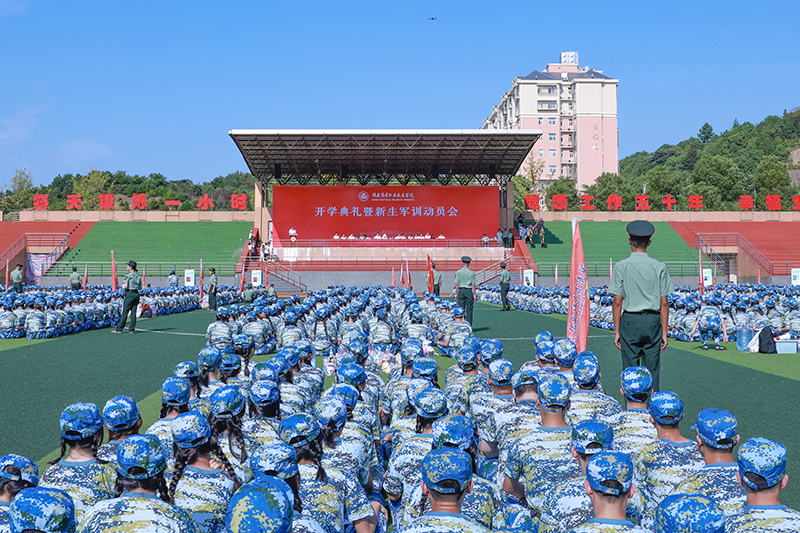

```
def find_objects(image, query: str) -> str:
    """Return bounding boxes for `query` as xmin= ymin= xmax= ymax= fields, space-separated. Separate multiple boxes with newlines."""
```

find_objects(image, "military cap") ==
xmin=9 ymin=487 xmax=75 ymax=533
xmin=432 ymin=415 xmax=475 ymax=451
xmin=406 ymin=378 xmax=433 ymax=407
xmin=102 ymin=395 xmax=140 ymax=432
xmin=171 ymin=411 xmax=212 ymax=449
xmin=737 ymin=437 xmax=787 ymax=490
xmin=116 ymin=435 xmax=166 ymax=479
xmin=401 ymin=342 xmax=423 ymax=365
xmin=534 ymin=331 xmax=553 ymax=344
xmin=221 ymin=352 xmax=242 ymax=372
xmin=314 ymin=397 xmax=347 ymax=431
xmin=500 ymin=262 xmax=507 ymax=268
xmin=537 ymin=374 xmax=571 ymax=412
xmin=280 ymin=346 xmax=302 ymax=368
xmin=454 ymin=347 xmax=478 ymax=371
xmin=252 ymin=362 xmax=278 ymax=383
xmin=249 ymin=380 xmax=280 ymax=407
xmin=349 ymin=339 xmax=368 ymax=356
xmin=691 ymin=408 xmax=738 ymax=449
xmin=209 ymin=267 xmax=216 ymax=272
xmin=162 ymin=377 xmax=191 ymax=407
xmin=414 ymin=388 xmax=449 ymax=419
xmin=251 ymin=442 xmax=299 ymax=481
xmin=573 ymin=353 xmax=600 ymax=386
xmin=59 ymin=403 xmax=103 ymax=441
xmin=586 ymin=450 xmax=634 ymax=496
xmin=655 ymin=493 xmax=725 ymax=533
xmin=620 ymin=366 xmax=652 ymax=400
xmin=626 ymin=220 xmax=655 ymax=237
xmin=210 ymin=385 xmax=245 ymax=419
xmin=338 ymin=363 xmax=366 ymax=387
xmin=0 ymin=454 xmax=39 ymax=486
xmin=480 ymin=339 xmax=504 ymax=363
xmin=422 ymin=448 xmax=472 ymax=494
xmin=412 ymin=357 xmax=438 ymax=380
xmin=489 ymin=359 xmax=514 ymax=386
xmin=512 ymin=368 xmax=538 ymax=390
xmin=224 ymin=478 xmax=293 ymax=533
xmin=279 ymin=413 xmax=321 ymax=448
xmin=554 ymin=338 xmax=578 ymax=367
xmin=329 ymin=383 xmax=360 ymax=409
xmin=452 ymin=306 xmax=465 ymax=318
xmin=127 ymin=260 xmax=137 ymax=268
xmin=649 ymin=391 xmax=684 ymax=424
xmin=572 ymin=420 xmax=614 ymax=455
xmin=232 ymin=333 xmax=254 ymax=349
xmin=461 ymin=256 xmax=471 ymax=263
xmin=188 ymin=398 xmax=212 ymax=420
xmin=197 ymin=347 xmax=222 ymax=370
xmin=536 ymin=340 xmax=556 ymax=362
xmin=174 ymin=361 xmax=199 ymax=378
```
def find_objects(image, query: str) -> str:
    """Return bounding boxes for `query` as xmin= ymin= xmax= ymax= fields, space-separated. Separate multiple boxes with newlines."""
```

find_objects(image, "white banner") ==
xmin=250 ymin=270 xmax=263 ymax=287
xmin=792 ymin=268 xmax=800 ymax=286
xmin=184 ymin=270 xmax=196 ymax=287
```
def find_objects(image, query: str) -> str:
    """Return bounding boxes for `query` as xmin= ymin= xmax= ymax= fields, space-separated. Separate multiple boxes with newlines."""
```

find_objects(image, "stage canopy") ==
xmin=229 ymin=129 xmax=541 ymax=186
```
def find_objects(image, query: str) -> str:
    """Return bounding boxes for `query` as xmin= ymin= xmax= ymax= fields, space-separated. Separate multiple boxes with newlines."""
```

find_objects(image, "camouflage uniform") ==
xmin=279 ymin=382 xmax=306 ymax=418
xmin=80 ymin=492 xmax=199 ymax=533
xmin=725 ymin=505 xmax=800 ymax=532
xmin=145 ymin=418 xmax=178 ymax=465
xmin=672 ymin=463 xmax=747 ymax=518
xmin=96 ymin=440 xmax=123 ymax=464
xmin=384 ymin=434 xmax=434 ymax=529
xmin=217 ymin=433 xmax=252 ymax=483
xmin=483 ymin=399 xmax=541 ymax=488
xmin=565 ymin=518 xmax=651 ymax=533
xmin=468 ymin=391 xmax=514 ymax=444
xmin=39 ymin=459 xmax=116 ymax=520
xmin=206 ymin=321 xmax=232 ymax=350
xmin=566 ymin=390 xmax=623 ymax=425
xmin=322 ymin=436 xmax=372 ymax=487
xmin=241 ymin=416 xmax=282 ymax=455
xmin=605 ymin=408 xmax=657 ymax=457
xmin=172 ymin=465 xmax=235 ymax=533
xmin=400 ymin=512 xmax=490 ymax=533
xmin=297 ymin=463 xmax=374 ymax=533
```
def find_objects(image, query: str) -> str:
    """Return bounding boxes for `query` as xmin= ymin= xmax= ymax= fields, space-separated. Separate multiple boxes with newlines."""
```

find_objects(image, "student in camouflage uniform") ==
xmin=23 ymin=300 xmax=48 ymax=339
xmin=168 ymin=269 xmax=179 ymax=287
xmin=633 ymin=390 xmax=704 ymax=528
xmin=654 ymin=494 xmax=726 ymax=533
xmin=725 ymin=437 xmax=800 ymax=531
xmin=80 ymin=435 xmax=199 ymax=533
xmin=169 ymin=411 xmax=238 ymax=533
xmin=468 ymin=359 xmax=515 ymax=446
xmin=113 ymin=260 xmax=142 ymax=333
xmin=400 ymin=448 xmax=490 ymax=533
xmin=435 ymin=307 xmax=473 ymax=357
xmin=672 ymin=408 xmax=746 ymax=518
xmin=605 ymin=367 xmax=657 ymax=457
xmin=39 ymin=403 xmax=115 ymax=520
xmin=7 ymin=487 xmax=75 ymax=533
xmin=0 ymin=453 xmax=39 ymax=530
xmin=210 ymin=385 xmax=251 ymax=484
xmin=241 ymin=380 xmax=283 ymax=454
xmin=97 ymin=395 xmax=142 ymax=463
xmin=145 ymin=377 xmax=192 ymax=467
xmin=565 ymin=450 xmax=650 ymax=533
xmin=568 ymin=353 xmax=622 ymax=424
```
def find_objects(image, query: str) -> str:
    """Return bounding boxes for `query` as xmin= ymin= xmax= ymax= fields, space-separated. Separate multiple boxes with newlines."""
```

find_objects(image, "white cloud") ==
xmin=0 ymin=106 xmax=42 ymax=144
xmin=56 ymin=139 xmax=114 ymax=166
xmin=0 ymin=0 xmax=29 ymax=17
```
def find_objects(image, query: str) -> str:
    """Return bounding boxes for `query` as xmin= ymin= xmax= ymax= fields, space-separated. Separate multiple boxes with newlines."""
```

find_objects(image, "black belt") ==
xmin=458 ymin=287 xmax=472 ymax=291
xmin=625 ymin=310 xmax=659 ymax=315
xmin=127 ymin=290 xmax=139 ymax=293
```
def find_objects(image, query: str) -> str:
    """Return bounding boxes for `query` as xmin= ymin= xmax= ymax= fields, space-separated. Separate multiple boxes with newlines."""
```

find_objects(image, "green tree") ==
xmin=1 ymin=166 xmax=35 ymax=212
xmin=72 ymin=167 xmax=111 ymax=210
xmin=511 ymin=160 xmax=543 ymax=212
xmin=698 ymin=122 xmax=715 ymax=143
xmin=583 ymin=172 xmax=634 ymax=210
xmin=752 ymin=155 xmax=794 ymax=210
xmin=691 ymin=154 xmax=746 ymax=207
xmin=545 ymin=175 xmax=580 ymax=210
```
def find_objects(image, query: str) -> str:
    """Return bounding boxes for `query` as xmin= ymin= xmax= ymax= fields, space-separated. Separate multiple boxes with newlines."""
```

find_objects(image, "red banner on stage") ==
xmin=271 ymin=186 xmax=499 ymax=242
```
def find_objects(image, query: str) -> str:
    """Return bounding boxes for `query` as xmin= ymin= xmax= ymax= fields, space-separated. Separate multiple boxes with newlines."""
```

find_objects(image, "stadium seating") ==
xmin=670 ymin=222 xmax=800 ymax=263
xmin=0 ymin=222 xmax=94 ymax=253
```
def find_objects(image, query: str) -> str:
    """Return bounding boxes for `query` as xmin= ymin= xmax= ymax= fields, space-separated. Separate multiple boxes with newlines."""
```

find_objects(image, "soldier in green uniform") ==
xmin=454 ymin=256 xmax=477 ymax=325
xmin=242 ymin=283 xmax=255 ymax=303
xmin=208 ymin=267 xmax=218 ymax=311
xmin=69 ymin=267 xmax=82 ymax=290
xmin=114 ymin=260 xmax=142 ymax=333
xmin=10 ymin=264 xmax=23 ymax=293
xmin=499 ymin=262 xmax=511 ymax=311
xmin=428 ymin=262 xmax=442 ymax=296
xmin=610 ymin=221 xmax=672 ymax=391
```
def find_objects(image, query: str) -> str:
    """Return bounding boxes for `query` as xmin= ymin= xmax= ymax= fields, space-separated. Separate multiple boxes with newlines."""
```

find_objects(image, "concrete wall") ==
xmin=20 ymin=210 xmax=254 ymax=223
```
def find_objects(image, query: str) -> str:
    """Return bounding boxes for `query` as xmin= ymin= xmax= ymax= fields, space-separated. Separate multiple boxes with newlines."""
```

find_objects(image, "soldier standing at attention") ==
xmin=69 ymin=266 xmax=82 ymax=291
xmin=113 ymin=260 xmax=142 ymax=334
xmin=454 ymin=256 xmax=477 ymax=325
xmin=428 ymin=262 xmax=442 ymax=296
xmin=167 ymin=269 xmax=179 ymax=287
xmin=499 ymin=262 xmax=511 ymax=311
xmin=610 ymin=221 xmax=672 ymax=391
xmin=10 ymin=264 xmax=23 ymax=293
xmin=208 ymin=267 xmax=218 ymax=311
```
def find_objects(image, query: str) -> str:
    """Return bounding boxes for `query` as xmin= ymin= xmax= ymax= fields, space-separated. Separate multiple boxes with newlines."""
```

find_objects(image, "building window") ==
xmin=549 ymin=166 xmax=557 ymax=174
xmin=537 ymin=101 xmax=558 ymax=111
xmin=548 ymin=133 xmax=557 ymax=142
xmin=549 ymin=149 xmax=557 ymax=158
xmin=538 ymin=118 xmax=543 ymax=125
xmin=538 ymin=149 xmax=544 ymax=157
xmin=548 ymin=118 xmax=557 ymax=126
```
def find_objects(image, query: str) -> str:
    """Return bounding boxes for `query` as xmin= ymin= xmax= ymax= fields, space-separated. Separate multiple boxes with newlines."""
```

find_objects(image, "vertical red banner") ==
xmin=567 ymin=222 xmax=590 ymax=353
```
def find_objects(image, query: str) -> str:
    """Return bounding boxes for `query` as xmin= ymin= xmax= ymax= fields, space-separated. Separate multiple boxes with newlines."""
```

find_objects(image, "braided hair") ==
xmin=0 ymin=465 xmax=35 ymax=499
xmin=262 ymin=471 xmax=303 ymax=513
xmin=159 ymin=402 xmax=189 ymax=419
xmin=168 ymin=440 xmax=241 ymax=500
xmin=248 ymin=398 xmax=281 ymax=421
xmin=50 ymin=428 xmax=105 ymax=465
xmin=114 ymin=467 xmax=172 ymax=504
xmin=210 ymin=413 xmax=248 ymax=465
xmin=294 ymin=433 xmax=327 ymax=483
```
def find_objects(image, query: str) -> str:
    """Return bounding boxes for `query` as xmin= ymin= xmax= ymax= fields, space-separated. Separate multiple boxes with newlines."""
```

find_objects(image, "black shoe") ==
xmin=702 ymin=345 xmax=708 ymax=350
xmin=715 ymin=345 xmax=726 ymax=351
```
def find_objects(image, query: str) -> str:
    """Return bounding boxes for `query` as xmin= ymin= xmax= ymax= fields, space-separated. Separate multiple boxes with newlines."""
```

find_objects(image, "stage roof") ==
xmin=228 ymin=129 xmax=542 ymax=185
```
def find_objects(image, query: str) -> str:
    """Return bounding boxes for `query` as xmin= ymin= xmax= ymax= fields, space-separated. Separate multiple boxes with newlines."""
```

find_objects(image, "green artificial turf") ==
xmin=2 ymin=302 xmax=797 ymax=508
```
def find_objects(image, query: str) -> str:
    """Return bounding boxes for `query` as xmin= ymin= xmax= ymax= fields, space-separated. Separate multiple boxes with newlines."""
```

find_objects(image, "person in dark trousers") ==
xmin=454 ymin=256 xmax=477 ymax=325
xmin=69 ymin=267 xmax=82 ymax=290
xmin=428 ymin=262 xmax=442 ymax=296
xmin=208 ymin=267 xmax=218 ymax=311
xmin=114 ymin=260 xmax=142 ymax=333
xmin=10 ymin=265 xmax=23 ymax=293
xmin=610 ymin=221 xmax=672 ymax=391
xmin=499 ymin=262 xmax=511 ymax=311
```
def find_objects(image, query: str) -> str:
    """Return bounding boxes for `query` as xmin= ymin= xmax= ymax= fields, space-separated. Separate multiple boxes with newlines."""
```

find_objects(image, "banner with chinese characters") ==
xmin=272 ymin=186 xmax=499 ymax=241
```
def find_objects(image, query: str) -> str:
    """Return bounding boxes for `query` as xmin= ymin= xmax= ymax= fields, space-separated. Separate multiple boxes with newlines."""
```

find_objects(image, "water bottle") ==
xmin=737 ymin=323 xmax=753 ymax=351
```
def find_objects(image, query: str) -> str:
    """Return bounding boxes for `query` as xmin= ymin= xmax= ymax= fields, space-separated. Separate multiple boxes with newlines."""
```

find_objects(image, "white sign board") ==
xmin=792 ymin=268 xmax=800 ymax=286
xmin=729 ymin=274 xmax=738 ymax=284
xmin=523 ymin=269 xmax=536 ymax=286
xmin=250 ymin=270 xmax=263 ymax=287
xmin=703 ymin=268 xmax=713 ymax=287
xmin=184 ymin=270 xmax=195 ymax=287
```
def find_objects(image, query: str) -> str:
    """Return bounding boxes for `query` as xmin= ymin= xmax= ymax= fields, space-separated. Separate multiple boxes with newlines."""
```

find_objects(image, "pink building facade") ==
xmin=482 ymin=52 xmax=619 ymax=194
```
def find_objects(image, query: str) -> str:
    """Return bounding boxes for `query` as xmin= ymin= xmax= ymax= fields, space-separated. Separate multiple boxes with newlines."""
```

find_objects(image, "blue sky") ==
xmin=1 ymin=1 xmax=798 ymax=186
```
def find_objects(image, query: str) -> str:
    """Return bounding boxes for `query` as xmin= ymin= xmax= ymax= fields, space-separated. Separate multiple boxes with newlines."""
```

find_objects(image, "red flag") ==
xmin=555 ymin=263 xmax=559 ymax=287
xmin=4 ymin=260 xmax=9 ymax=289
xmin=142 ymin=264 xmax=146 ymax=287
xmin=406 ymin=259 xmax=411 ymax=289
xmin=698 ymin=253 xmax=704 ymax=295
xmin=567 ymin=221 xmax=590 ymax=352
xmin=263 ymin=267 xmax=268 ymax=288
xmin=757 ymin=268 xmax=761 ymax=284
xmin=426 ymin=254 xmax=434 ymax=293
xmin=400 ymin=262 xmax=405 ymax=288
xmin=713 ymin=266 xmax=717 ymax=288
xmin=83 ymin=263 xmax=88 ymax=290
xmin=609 ymin=257 xmax=613 ymax=283
xmin=392 ymin=267 xmax=396 ymax=287
xmin=111 ymin=251 xmax=118 ymax=291
xmin=199 ymin=260 xmax=204 ymax=299
xmin=240 ymin=267 xmax=247 ymax=293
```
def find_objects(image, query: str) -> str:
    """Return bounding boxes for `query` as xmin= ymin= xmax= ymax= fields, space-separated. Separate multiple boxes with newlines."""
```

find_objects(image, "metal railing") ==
xmin=533 ymin=261 xmax=702 ymax=279
xmin=696 ymin=233 xmax=800 ymax=276
xmin=43 ymin=261 xmax=239 ymax=278
xmin=36 ymin=234 xmax=71 ymax=281
xmin=0 ymin=234 xmax=27 ymax=269
xmin=1 ymin=233 xmax=70 ymax=273
xmin=696 ymin=234 xmax=729 ymax=276
xmin=243 ymin=259 xmax=307 ymax=292
xmin=275 ymin=238 xmax=501 ymax=248
xmin=268 ymin=257 xmax=499 ymax=272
